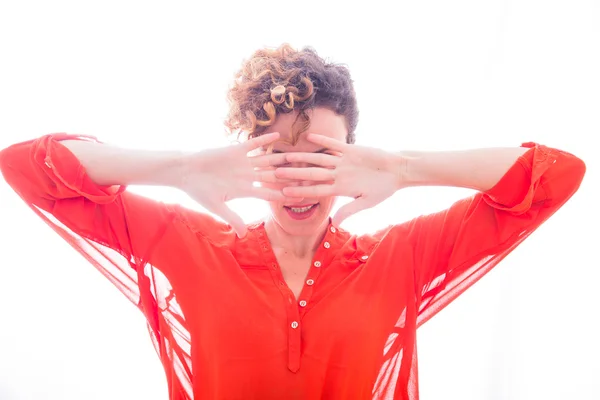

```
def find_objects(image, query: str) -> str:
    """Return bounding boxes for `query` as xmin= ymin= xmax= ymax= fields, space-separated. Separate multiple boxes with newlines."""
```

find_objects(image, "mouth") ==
xmin=283 ymin=203 xmax=319 ymax=220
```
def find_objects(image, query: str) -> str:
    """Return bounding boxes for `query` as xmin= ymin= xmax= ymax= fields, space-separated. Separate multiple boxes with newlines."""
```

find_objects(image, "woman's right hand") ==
xmin=178 ymin=132 xmax=292 ymax=237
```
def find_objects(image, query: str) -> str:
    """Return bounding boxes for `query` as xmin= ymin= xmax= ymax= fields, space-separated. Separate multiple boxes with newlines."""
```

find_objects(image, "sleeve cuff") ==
xmin=35 ymin=133 xmax=126 ymax=204
xmin=483 ymin=142 xmax=556 ymax=214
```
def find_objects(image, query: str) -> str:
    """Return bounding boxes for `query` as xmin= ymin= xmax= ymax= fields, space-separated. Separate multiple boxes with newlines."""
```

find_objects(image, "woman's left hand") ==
xmin=274 ymin=134 xmax=406 ymax=227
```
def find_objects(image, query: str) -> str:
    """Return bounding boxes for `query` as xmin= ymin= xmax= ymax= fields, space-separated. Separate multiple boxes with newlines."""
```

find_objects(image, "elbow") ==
xmin=0 ymin=141 xmax=28 ymax=185
xmin=561 ymin=151 xmax=586 ymax=194
xmin=546 ymin=151 xmax=586 ymax=207
xmin=0 ymin=139 xmax=53 ymax=206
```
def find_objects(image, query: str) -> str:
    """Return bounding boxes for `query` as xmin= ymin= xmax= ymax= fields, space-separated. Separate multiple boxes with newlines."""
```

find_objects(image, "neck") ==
xmin=264 ymin=216 xmax=330 ymax=258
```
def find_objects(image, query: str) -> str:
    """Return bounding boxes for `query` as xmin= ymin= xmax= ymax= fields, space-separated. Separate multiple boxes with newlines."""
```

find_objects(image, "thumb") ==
xmin=332 ymin=198 xmax=371 ymax=227
xmin=208 ymin=204 xmax=247 ymax=238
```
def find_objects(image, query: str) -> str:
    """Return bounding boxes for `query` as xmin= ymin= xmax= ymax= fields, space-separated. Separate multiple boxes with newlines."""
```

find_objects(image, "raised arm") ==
xmin=57 ymin=137 xmax=189 ymax=187
xmin=399 ymin=145 xmax=531 ymax=192
xmin=0 ymin=131 xmax=291 ymax=290
xmin=0 ymin=133 xmax=192 ymax=300
xmin=397 ymin=143 xmax=586 ymax=325
xmin=1 ymin=132 xmax=291 ymax=238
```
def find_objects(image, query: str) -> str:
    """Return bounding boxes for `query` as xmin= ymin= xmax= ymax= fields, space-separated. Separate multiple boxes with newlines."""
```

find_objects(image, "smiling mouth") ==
xmin=283 ymin=203 xmax=320 ymax=221
xmin=284 ymin=204 xmax=318 ymax=213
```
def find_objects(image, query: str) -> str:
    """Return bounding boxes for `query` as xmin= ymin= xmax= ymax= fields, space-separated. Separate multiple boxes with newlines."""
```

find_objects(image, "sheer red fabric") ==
xmin=0 ymin=134 xmax=585 ymax=399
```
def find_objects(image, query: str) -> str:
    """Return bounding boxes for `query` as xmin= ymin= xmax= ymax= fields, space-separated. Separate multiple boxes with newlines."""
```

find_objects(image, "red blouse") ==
xmin=0 ymin=134 xmax=585 ymax=400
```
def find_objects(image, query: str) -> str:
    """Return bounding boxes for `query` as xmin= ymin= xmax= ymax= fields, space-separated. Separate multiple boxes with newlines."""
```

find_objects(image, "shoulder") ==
xmin=338 ymin=223 xmax=411 ymax=261
xmin=353 ymin=223 xmax=412 ymax=249
xmin=164 ymin=203 xmax=237 ymax=247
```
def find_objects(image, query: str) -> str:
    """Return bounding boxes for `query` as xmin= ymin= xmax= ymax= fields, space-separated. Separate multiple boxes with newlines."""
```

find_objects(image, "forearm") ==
xmin=399 ymin=147 xmax=530 ymax=192
xmin=59 ymin=140 xmax=189 ymax=188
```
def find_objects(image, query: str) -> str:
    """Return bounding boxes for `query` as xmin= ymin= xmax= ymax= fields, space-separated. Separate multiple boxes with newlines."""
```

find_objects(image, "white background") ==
xmin=0 ymin=0 xmax=598 ymax=399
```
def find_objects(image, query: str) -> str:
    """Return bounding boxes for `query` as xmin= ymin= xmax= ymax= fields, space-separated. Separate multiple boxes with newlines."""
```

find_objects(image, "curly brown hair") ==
xmin=224 ymin=43 xmax=358 ymax=145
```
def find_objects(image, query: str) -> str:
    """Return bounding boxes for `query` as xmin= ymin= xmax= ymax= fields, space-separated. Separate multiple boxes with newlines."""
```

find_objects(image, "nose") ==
xmin=283 ymin=180 xmax=306 ymax=204
xmin=287 ymin=196 xmax=306 ymax=204
xmin=283 ymin=161 xmax=313 ymax=203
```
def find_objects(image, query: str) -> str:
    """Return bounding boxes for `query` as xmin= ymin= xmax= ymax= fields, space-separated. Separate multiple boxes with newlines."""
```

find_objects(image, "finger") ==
xmin=253 ymin=169 xmax=294 ymax=184
xmin=284 ymin=197 xmax=307 ymax=204
xmin=243 ymin=132 xmax=280 ymax=152
xmin=306 ymin=134 xmax=347 ymax=152
xmin=248 ymin=152 xmax=289 ymax=168
xmin=275 ymin=167 xmax=335 ymax=181
xmin=332 ymin=198 xmax=372 ymax=227
xmin=208 ymin=204 xmax=247 ymax=238
xmin=282 ymin=184 xmax=336 ymax=198
xmin=250 ymin=186 xmax=289 ymax=201
xmin=284 ymin=152 xmax=341 ymax=167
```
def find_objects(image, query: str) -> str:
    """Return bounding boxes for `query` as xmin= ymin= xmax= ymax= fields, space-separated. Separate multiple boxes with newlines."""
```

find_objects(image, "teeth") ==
xmin=290 ymin=205 xmax=314 ymax=213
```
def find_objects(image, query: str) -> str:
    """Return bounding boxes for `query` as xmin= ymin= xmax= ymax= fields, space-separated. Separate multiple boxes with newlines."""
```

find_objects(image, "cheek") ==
xmin=318 ymin=196 xmax=336 ymax=212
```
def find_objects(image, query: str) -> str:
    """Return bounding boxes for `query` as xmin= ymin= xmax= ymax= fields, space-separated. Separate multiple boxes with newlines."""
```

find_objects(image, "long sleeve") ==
xmin=395 ymin=142 xmax=586 ymax=327
xmin=0 ymin=133 xmax=176 ymax=305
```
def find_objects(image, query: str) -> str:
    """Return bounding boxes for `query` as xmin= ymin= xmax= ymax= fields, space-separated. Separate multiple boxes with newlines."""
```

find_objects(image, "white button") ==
xmin=324 ymin=241 xmax=330 ymax=249
xmin=361 ymin=255 xmax=369 ymax=260
xmin=313 ymin=261 xmax=322 ymax=268
xmin=306 ymin=279 xmax=314 ymax=286
xmin=330 ymin=227 xmax=336 ymax=233
xmin=44 ymin=160 xmax=51 ymax=168
xmin=291 ymin=321 xmax=299 ymax=329
xmin=299 ymin=300 xmax=307 ymax=307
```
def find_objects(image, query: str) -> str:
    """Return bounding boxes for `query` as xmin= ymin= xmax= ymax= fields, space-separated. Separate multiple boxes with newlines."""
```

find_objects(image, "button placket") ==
xmin=288 ymin=319 xmax=302 ymax=372
xmin=298 ymin=258 xmax=321 ymax=317
xmin=257 ymin=226 xmax=303 ymax=372
xmin=297 ymin=227 xmax=336 ymax=315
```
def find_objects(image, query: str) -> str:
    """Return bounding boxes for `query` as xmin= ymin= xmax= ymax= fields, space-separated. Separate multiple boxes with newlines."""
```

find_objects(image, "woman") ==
xmin=0 ymin=44 xmax=586 ymax=399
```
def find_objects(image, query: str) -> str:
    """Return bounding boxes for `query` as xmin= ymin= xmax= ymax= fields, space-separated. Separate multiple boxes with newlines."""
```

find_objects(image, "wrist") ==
xmin=393 ymin=151 xmax=422 ymax=189
xmin=172 ymin=151 xmax=198 ymax=190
